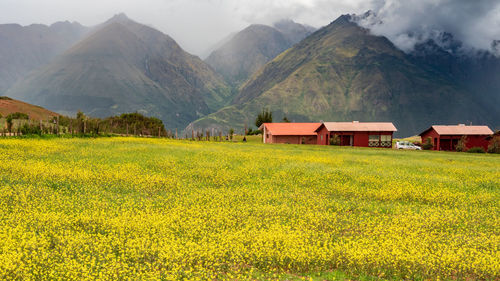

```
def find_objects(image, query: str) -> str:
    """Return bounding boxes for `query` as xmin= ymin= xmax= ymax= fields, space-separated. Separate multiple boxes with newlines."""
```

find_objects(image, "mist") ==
xmin=1 ymin=0 xmax=499 ymax=56
xmin=356 ymin=0 xmax=500 ymax=53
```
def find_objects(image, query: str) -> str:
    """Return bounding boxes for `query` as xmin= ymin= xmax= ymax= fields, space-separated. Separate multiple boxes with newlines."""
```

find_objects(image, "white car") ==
xmin=396 ymin=141 xmax=422 ymax=150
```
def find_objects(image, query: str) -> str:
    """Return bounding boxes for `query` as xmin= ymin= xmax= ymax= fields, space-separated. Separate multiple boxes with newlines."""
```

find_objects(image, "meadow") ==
xmin=0 ymin=137 xmax=498 ymax=280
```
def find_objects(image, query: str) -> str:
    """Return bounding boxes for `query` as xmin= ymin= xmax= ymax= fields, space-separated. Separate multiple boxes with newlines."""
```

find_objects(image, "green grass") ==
xmin=232 ymin=134 xmax=263 ymax=143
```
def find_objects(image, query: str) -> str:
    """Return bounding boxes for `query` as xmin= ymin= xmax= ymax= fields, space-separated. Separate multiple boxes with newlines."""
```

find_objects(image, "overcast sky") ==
xmin=1 ymin=0 xmax=499 ymax=56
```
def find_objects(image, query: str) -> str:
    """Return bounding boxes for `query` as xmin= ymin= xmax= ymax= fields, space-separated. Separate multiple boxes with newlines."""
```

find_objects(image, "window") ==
xmin=321 ymin=135 xmax=324 ymax=141
xmin=380 ymin=135 xmax=391 ymax=147
xmin=369 ymin=135 xmax=380 ymax=147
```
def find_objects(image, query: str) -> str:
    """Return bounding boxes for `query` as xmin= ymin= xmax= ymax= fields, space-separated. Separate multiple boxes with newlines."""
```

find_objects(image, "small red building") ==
xmin=315 ymin=121 xmax=397 ymax=147
xmin=419 ymin=125 xmax=493 ymax=151
xmin=259 ymin=123 xmax=321 ymax=144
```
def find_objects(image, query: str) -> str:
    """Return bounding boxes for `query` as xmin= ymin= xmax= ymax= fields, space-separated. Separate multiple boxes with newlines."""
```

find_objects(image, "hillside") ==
xmin=409 ymin=38 xmax=500 ymax=121
xmin=6 ymin=14 xmax=231 ymax=129
xmin=0 ymin=21 xmax=89 ymax=94
xmin=188 ymin=15 xmax=496 ymax=137
xmin=205 ymin=21 xmax=315 ymax=87
xmin=0 ymin=96 xmax=59 ymax=120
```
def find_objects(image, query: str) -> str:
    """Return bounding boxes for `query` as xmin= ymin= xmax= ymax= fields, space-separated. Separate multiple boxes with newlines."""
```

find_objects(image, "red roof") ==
xmin=317 ymin=122 xmax=397 ymax=132
xmin=420 ymin=125 xmax=493 ymax=136
xmin=260 ymin=123 xmax=321 ymax=136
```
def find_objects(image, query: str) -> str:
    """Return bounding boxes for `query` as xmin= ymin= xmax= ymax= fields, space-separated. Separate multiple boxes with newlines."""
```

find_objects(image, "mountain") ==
xmin=199 ymin=32 xmax=237 ymax=60
xmin=409 ymin=37 xmax=500 ymax=123
xmin=273 ymin=19 xmax=316 ymax=44
xmin=6 ymin=14 xmax=231 ymax=129
xmin=0 ymin=21 xmax=89 ymax=94
xmin=187 ymin=15 xmax=497 ymax=137
xmin=205 ymin=21 xmax=315 ymax=86
xmin=0 ymin=96 xmax=59 ymax=120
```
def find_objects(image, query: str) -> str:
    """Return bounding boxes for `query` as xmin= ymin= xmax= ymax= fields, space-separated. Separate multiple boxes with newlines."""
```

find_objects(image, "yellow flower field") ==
xmin=0 ymin=137 xmax=498 ymax=280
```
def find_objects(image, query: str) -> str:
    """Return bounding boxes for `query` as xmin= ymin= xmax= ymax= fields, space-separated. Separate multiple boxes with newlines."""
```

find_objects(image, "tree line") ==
xmin=0 ymin=111 xmax=169 ymax=137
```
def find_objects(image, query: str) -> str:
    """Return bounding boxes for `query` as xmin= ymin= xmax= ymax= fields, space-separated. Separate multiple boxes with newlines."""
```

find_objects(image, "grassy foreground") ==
xmin=0 ymin=137 xmax=498 ymax=280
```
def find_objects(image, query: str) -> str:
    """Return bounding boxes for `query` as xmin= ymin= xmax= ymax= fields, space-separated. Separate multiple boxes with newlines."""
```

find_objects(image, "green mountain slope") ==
xmin=6 ymin=14 xmax=231 ymax=129
xmin=188 ymin=15 xmax=494 ymax=137
xmin=0 ymin=21 xmax=88 ymax=94
xmin=205 ymin=21 xmax=314 ymax=87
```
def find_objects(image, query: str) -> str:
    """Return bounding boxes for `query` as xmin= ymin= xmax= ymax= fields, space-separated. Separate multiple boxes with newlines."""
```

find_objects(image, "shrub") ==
xmin=7 ymin=112 xmax=29 ymax=120
xmin=247 ymin=128 xmax=262 ymax=136
xmin=487 ymin=137 xmax=500 ymax=154
xmin=467 ymin=147 xmax=485 ymax=153
xmin=456 ymin=135 xmax=468 ymax=152
xmin=329 ymin=135 xmax=340 ymax=145
xmin=20 ymin=123 xmax=42 ymax=136
xmin=422 ymin=137 xmax=433 ymax=150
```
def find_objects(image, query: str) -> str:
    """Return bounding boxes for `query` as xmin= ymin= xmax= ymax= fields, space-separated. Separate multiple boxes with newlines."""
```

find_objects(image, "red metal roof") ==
xmin=260 ymin=123 xmax=321 ymax=136
xmin=420 ymin=125 xmax=493 ymax=136
xmin=317 ymin=122 xmax=397 ymax=132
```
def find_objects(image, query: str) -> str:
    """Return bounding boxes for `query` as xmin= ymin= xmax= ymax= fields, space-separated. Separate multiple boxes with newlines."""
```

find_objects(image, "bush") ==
xmin=7 ymin=112 xmax=29 ymax=120
xmin=487 ymin=138 xmax=500 ymax=154
xmin=466 ymin=147 xmax=485 ymax=153
xmin=329 ymin=135 xmax=340 ymax=145
xmin=422 ymin=138 xmax=433 ymax=150
xmin=456 ymin=135 xmax=468 ymax=152
xmin=20 ymin=123 xmax=42 ymax=136
xmin=247 ymin=128 xmax=262 ymax=136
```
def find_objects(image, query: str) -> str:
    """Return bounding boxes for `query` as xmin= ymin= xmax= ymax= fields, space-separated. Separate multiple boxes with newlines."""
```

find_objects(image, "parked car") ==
xmin=396 ymin=141 xmax=422 ymax=150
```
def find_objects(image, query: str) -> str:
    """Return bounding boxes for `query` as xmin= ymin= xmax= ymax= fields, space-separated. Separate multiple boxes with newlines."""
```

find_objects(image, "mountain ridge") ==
xmin=0 ymin=20 xmax=89 ymax=93
xmin=205 ymin=20 xmax=315 ymax=87
xmin=187 ymin=15 xmax=496 ymax=137
xmin=6 ymin=15 xmax=232 ymax=129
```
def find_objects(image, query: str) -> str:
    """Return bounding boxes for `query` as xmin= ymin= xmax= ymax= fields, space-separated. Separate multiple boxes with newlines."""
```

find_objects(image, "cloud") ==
xmin=0 ymin=0 xmax=499 ymax=55
xmin=355 ymin=0 xmax=500 ymax=53
xmin=0 ymin=0 xmax=375 ymax=55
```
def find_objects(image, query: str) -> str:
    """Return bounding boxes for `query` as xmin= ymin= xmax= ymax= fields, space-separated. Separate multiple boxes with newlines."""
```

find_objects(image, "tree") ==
xmin=6 ymin=115 xmax=13 ymax=133
xmin=76 ymin=111 xmax=86 ymax=134
xmin=282 ymin=116 xmax=290 ymax=123
xmin=228 ymin=128 xmax=234 ymax=141
xmin=456 ymin=135 xmax=468 ymax=152
xmin=487 ymin=132 xmax=500 ymax=153
xmin=255 ymin=108 xmax=272 ymax=128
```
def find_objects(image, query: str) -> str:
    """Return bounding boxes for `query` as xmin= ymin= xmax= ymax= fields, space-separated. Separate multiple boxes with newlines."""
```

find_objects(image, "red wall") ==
xmin=463 ymin=135 xmax=489 ymax=150
xmin=420 ymin=130 xmax=440 ymax=150
xmin=317 ymin=129 xmax=393 ymax=148
xmin=420 ymin=129 xmax=490 ymax=151
xmin=316 ymin=126 xmax=329 ymax=145
xmin=353 ymin=132 xmax=369 ymax=147
xmin=269 ymin=135 xmax=317 ymax=144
